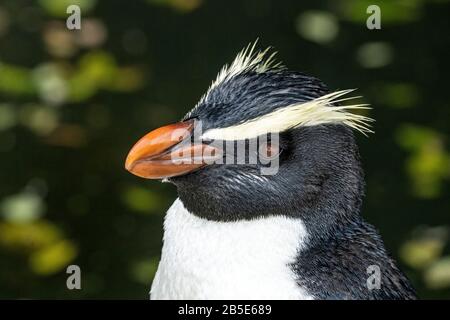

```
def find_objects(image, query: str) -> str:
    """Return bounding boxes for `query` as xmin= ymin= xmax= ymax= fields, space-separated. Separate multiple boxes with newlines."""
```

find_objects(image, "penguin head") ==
xmin=125 ymin=43 xmax=373 ymax=225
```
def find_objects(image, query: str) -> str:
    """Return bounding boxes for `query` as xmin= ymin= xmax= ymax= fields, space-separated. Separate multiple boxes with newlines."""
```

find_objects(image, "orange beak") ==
xmin=125 ymin=120 xmax=221 ymax=179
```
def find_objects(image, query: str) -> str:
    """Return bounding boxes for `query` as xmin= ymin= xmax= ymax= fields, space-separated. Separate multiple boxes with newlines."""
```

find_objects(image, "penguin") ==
xmin=125 ymin=43 xmax=417 ymax=300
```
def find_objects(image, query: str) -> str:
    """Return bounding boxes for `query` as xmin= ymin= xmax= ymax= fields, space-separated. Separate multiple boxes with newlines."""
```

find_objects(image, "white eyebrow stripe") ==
xmin=200 ymin=90 xmax=374 ymax=141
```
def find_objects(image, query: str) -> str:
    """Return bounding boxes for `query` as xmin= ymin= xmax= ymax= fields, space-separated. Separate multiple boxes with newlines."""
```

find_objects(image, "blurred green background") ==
xmin=0 ymin=0 xmax=449 ymax=299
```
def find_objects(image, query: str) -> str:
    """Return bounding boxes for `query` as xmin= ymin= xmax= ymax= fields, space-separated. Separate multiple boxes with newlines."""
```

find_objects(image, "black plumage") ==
xmin=170 ymin=66 xmax=416 ymax=299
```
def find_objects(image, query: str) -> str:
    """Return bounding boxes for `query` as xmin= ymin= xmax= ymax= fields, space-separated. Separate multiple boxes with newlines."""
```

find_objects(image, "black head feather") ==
xmin=169 ymin=46 xmax=416 ymax=299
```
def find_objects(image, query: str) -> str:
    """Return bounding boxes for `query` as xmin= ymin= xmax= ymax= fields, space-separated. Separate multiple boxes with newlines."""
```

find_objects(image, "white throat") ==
xmin=150 ymin=198 xmax=313 ymax=300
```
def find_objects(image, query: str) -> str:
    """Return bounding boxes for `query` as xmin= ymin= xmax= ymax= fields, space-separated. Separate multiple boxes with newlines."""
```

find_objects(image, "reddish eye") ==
xmin=259 ymin=142 xmax=281 ymax=161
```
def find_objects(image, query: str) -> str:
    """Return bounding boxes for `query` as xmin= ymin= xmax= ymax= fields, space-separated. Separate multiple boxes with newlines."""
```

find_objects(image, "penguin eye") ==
xmin=258 ymin=141 xmax=281 ymax=161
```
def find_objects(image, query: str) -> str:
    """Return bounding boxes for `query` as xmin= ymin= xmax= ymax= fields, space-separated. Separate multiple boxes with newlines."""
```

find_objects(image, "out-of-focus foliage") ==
xmin=0 ymin=0 xmax=448 ymax=299
xmin=401 ymin=227 xmax=450 ymax=290
xmin=337 ymin=0 xmax=424 ymax=24
xmin=38 ymin=0 xmax=97 ymax=18
xmin=396 ymin=125 xmax=450 ymax=198
xmin=146 ymin=0 xmax=203 ymax=12
xmin=295 ymin=11 xmax=339 ymax=44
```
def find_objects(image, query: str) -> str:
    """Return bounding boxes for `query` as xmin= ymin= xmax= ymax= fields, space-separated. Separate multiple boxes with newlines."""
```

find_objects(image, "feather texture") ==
xmin=201 ymin=89 xmax=374 ymax=140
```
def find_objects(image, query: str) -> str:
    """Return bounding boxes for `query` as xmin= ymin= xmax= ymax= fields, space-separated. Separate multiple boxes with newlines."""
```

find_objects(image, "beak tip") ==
xmin=124 ymin=153 xmax=135 ymax=172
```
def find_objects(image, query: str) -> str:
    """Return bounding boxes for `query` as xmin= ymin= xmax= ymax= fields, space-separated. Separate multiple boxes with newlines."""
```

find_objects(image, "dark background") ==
xmin=0 ymin=0 xmax=449 ymax=299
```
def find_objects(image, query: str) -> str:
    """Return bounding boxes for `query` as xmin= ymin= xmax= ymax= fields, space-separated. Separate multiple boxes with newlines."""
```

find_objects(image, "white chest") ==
xmin=150 ymin=199 xmax=313 ymax=300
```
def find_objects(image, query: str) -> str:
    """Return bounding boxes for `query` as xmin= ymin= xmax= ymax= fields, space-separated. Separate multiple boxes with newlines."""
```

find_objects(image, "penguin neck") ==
xmin=174 ymin=158 xmax=365 ymax=246
xmin=299 ymin=168 xmax=365 ymax=247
